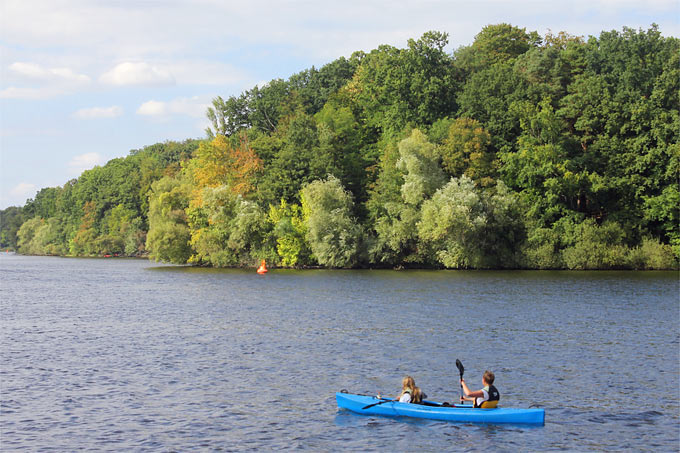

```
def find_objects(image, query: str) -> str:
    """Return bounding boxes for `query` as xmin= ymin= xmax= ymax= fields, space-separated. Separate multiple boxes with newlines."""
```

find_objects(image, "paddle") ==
xmin=362 ymin=397 xmax=397 ymax=410
xmin=456 ymin=359 xmax=464 ymax=402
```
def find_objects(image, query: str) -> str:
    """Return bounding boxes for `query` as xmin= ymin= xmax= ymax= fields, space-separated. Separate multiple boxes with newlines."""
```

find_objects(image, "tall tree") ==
xmin=301 ymin=176 xmax=362 ymax=268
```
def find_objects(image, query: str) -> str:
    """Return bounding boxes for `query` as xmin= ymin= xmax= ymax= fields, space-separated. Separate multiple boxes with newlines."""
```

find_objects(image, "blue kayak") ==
xmin=336 ymin=392 xmax=545 ymax=425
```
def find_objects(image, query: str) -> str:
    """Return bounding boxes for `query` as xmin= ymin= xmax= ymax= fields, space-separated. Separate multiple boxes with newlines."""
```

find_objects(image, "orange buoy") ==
xmin=256 ymin=259 xmax=268 ymax=274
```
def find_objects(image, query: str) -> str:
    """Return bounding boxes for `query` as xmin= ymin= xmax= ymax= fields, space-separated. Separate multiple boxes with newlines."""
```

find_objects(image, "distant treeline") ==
xmin=1 ymin=24 xmax=678 ymax=269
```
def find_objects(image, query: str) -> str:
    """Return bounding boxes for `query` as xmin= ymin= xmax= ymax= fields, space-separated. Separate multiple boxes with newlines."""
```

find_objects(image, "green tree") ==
xmin=437 ymin=117 xmax=496 ymax=185
xmin=368 ymin=130 xmax=445 ymax=265
xmin=101 ymin=204 xmax=144 ymax=256
xmin=206 ymin=94 xmax=251 ymax=137
xmin=501 ymin=98 xmax=593 ymax=226
xmin=17 ymin=217 xmax=44 ymax=255
xmin=352 ymin=31 xmax=458 ymax=134
xmin=560 ymin=219 xmax=629 ymax=270
xmin=69 ymin=201 xmax=100 ymax=256
xmin=301 ymin=176 xmax=361 ymax=268
xmin=0 ymin=206 xmax=26 ymax=249
xmin=556 ymin=26 xmax=679 ymax=253
xmin=418 ymin=176 xmax=523 ymax=268
xmin=315 ymin=102 xmax=368 ymax=201
xmin=288 ymin=56 xmax=359 ymax=115
xmin=17 ymin=217 xmax=67 ymax=255
xmin=397 ymin=129 xmax=447 ymax=205
xmin=188 ymin=185 xmax=269 ymax=267
xmin=268 ymin=199 xmax=310 ymax=267
xmin=258 ymin=112 xmax=327 ymax=205
xmin=146 ymin=175 xmax=193 ymax=264
xmin=456 ymin=23 xmax=540 ymax=73
xmin=457 ymin=61 xmax=527 ymax=153
xmin=23 ymin=187 xmax=60 ymax=219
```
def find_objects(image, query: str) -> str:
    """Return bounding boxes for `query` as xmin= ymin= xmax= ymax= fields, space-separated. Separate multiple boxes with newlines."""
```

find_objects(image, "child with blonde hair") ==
xmin=398 ymin=375 xmax=423 ymax=404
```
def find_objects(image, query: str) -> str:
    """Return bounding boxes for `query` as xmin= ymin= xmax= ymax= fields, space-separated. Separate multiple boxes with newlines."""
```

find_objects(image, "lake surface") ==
xmin=1 ymin=254 xmax=678 ymax=451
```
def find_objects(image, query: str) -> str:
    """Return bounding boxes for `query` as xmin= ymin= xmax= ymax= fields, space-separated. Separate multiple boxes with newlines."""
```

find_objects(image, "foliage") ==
xmin=418 ymin=177 xmax=524 ymax=268
xmin=351 ymin=31 xmax=458 ymax=135
xmin=301 ymin=176 xmax=362 ymax=268
xmin=628 ymin=237 xmax=678 ymax=270
xmin=560 ymin=219 xmax=630 ymax=270
xmin=146 ymin=175 xmax=193 ymax=264
xmin=191 ymin=134 xmax=262 ymax=197
xmin=466 ymin=23 xmax=540 ymax=71
xmin=268 ymin=199 xmax=310 ymax=267
xmin=0 ymin=206 xmax=26 ymax=249
xmin=8 ymin=26 xmax=679 ymax=270
xmin=437 ymin=117 xmax=496 ymax=185
xmin=256 ymin=111 xmax=327 ymax=205
xmin=17 ymin=217 xmax=67 ymax=256
xmin=188 ymin=185 xmax=269 ymax=267
xmin=368 ymin=130 xmax=444 ymax=265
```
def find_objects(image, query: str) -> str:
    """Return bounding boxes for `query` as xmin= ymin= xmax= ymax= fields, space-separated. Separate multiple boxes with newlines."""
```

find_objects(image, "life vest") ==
xmin=402 ymin=387 xmax=423 ymax=404
xmin=475 ymin=385 xmax=500 ymax=408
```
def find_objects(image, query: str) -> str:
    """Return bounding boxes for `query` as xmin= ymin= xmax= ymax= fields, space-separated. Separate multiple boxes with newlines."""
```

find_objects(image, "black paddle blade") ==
xmin=456 ymin=359 xmax=464 ymax=378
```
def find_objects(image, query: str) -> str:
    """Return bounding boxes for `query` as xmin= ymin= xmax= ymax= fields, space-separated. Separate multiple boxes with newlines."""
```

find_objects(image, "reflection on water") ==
xmin=1 ymin=254 xmax=678 ymax=451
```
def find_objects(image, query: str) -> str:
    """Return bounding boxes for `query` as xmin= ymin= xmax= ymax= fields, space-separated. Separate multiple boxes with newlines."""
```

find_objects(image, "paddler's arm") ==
xmin=460 ymin=379 xmax=484 ymax=401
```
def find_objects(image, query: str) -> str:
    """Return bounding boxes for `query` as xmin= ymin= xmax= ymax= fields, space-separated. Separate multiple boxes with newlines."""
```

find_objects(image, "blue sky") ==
xmin=1 ymin=0 xmax=678 ymax=208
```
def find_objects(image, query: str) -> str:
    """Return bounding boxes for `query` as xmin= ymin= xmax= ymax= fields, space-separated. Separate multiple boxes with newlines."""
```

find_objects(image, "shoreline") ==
xmin=3 ymin=252 xmax=678 ymax=271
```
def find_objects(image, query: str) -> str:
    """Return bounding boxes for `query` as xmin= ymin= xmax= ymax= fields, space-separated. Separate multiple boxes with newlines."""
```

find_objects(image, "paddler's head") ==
xmin=402 ymin=375 xmax=416 ymax=390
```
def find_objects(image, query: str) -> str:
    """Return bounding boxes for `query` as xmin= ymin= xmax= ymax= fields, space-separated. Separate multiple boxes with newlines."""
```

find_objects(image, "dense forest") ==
xmin=1 ymin=24 xmax=678 ymax=269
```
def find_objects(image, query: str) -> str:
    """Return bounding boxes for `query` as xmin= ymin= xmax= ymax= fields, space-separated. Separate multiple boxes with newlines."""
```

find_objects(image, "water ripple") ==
xmin=1 ymin=255 xmax=678 ymax=451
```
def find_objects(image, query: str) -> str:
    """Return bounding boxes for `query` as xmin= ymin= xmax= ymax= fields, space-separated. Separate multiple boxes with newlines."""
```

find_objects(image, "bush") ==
xmin=521 ymin=227 xmax=563 ymax=269
xmin=17 ymin=217 xmax=67 ymax=256
xmin=561 ymin=219 xmax=629 ymax=270
xmin=628 ymin=237 xmax=678 ymax=270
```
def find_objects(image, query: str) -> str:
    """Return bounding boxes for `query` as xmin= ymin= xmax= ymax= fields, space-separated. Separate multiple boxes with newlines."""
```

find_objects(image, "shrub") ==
xmin=628 ymin=237 xmax=678 ymax=270
xmin=561 ymin=219 xmax=629 ymax=270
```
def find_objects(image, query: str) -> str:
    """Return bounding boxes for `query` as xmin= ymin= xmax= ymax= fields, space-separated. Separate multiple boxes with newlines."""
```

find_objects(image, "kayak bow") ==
xmin=336 ymin=392 xmax=544 ymax=425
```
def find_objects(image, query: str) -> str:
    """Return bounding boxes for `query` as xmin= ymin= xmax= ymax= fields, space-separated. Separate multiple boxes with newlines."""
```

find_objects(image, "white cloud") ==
xmin=593 ymin=0 xmax=677 ymax=9
xmin=9 ymin=62 xmax=90 ymax=84
xmin=99 ymin=62 xmax=175 ymax=86
xmin=9 ymin=182 xmax=37 ymax=198
xmin=68 ymin=152 xmax=104 ymax=175
xmin=72 ymin=106 xmax=123 ymax=119
xmin=2 ymin=1 xmax=678 ymax=67
xmin=137 ymin=96 xmax=209 ymax=118
xmin=136 ymin=100 xmax=166 ymax=116
xmin=165 ymin=61 xmax=247 ymax=86
xmin=9 ymin=62 xmax=50 ymax=79
xmin=1 ymin=62 xmax=91 ymax=99
xmin=0 ymin=86 xmax=63 ymax=100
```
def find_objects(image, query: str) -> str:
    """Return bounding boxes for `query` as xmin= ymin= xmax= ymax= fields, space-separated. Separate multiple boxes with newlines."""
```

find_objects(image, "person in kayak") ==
xmin=398 ymin=376 xmax=423 ymax=404
xmin=460 ymin=370 xmax=500 ymax=408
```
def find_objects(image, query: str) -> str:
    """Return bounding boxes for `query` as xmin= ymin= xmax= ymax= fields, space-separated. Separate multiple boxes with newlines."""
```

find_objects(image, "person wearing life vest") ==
xmin=460 ymin=370 xmax=500 ymax=408
xmin=398 ymin=376 xmax=423 ymax=404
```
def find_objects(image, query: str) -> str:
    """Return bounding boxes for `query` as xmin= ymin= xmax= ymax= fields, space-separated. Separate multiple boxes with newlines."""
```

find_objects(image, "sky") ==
xmin=1 ymin=0 xmax=678 ymax=209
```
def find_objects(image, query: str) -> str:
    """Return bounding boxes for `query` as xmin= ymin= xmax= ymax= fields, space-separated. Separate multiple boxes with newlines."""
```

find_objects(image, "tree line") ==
xmin=2 ymin=24 xmax=678 ymax=270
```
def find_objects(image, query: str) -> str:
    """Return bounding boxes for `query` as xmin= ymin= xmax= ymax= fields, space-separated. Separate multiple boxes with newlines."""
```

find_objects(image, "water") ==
xmin=1 ymin=254 xmax=678 ymax=451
